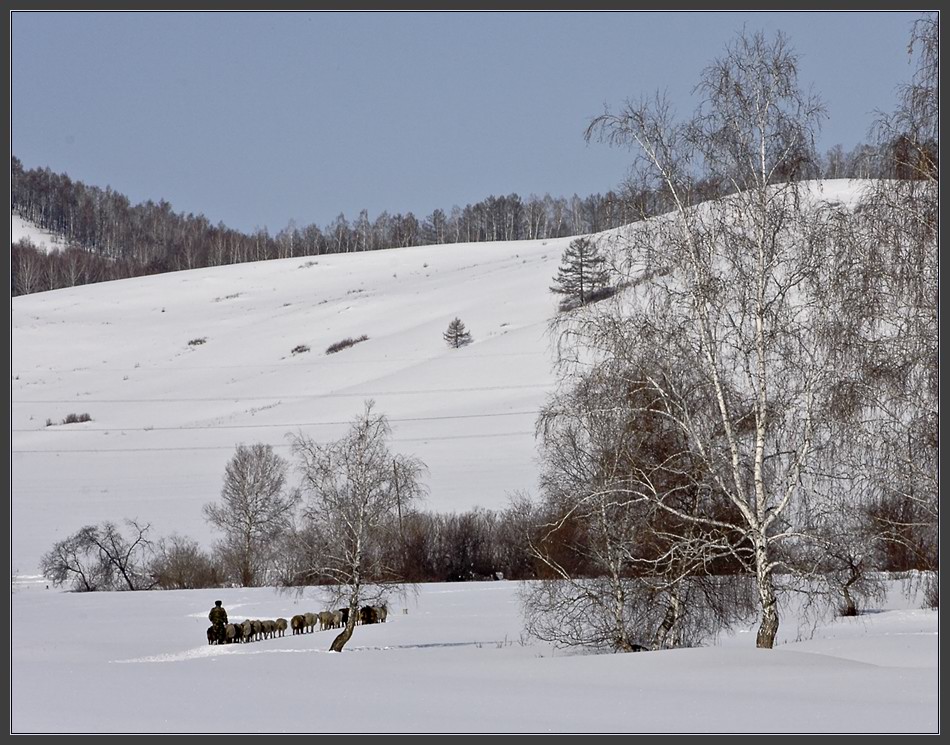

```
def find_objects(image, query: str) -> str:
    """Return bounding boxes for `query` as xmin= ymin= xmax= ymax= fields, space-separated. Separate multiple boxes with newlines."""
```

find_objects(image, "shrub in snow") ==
xmin=150 ymin=534 xmax=221 ymax=590
xmin=188 ymin=337 xmax=207 ymax=346
xmin=62 ymin=413 xmax=92 ymax=424
xmin=291 ymin=344 xmax=311 ymax=355
xmin=326 ymin=335 xmax=369 ymax=355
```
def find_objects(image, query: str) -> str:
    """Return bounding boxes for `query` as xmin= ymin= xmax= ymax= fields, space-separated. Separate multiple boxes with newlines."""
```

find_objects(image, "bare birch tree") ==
xmin=203 ymin=443 xmax=299 ymax=587
xmin=578 ymin=30 xmax=830 ymax=648
xmin=837 ymin=13 xmax=938 ymax=601
xmin=290 ymin=401 xmax=427 ymax=652
xmin=522 ymin=365 xmax=756 ymax=652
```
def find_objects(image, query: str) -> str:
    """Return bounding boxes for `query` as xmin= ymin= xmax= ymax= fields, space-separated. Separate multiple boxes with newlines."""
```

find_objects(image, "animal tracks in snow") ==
xmin=114 ymin=645 xmax=323 ymax=664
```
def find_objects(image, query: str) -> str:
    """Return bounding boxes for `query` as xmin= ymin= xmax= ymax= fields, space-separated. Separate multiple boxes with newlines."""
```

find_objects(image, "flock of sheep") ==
xmin=206 ymin=605 xmax=389 ymax=645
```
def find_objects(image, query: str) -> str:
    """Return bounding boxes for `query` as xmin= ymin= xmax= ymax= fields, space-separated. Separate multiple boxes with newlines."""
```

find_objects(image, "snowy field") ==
xmin=9 ymin=576 xmax=938 ymax=733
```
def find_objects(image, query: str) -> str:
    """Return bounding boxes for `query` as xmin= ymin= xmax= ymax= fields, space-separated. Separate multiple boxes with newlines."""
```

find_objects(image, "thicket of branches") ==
xmin=40 ymin=414 xmax=541 ymax=594
xmin=11 ymin=160 xmax=644 ymax=296
xmin=519 ymin=17 xmax=937 ymax=653
xmin=40 ymin=519 xmax=158 ymax=592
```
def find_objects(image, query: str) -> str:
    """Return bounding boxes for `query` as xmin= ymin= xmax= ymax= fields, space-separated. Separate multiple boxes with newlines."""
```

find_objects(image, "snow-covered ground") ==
xmin=12 ymin=213 xmax=67 ymax=253
xmin=9 ymin=576 xmax=937 ymax=733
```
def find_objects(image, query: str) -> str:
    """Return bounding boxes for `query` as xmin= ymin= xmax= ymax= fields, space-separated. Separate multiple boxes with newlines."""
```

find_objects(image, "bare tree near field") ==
xmin=783 ymin=14 xmax=938 ymax=611
xmin=41 ymin=527 xmax=110 ymax=592
xmin=272 ymin=524 xmax=314 ymax=588
xmin=435 ymin=507 xmax=501 ymax=582
xmin=490 ymin=500 xmax=539 ymax=582
xmin=873 ymin=13 xmax=937 ymax=182
xmin=579 ymin=30 xmax=835 ymax=649
xmin=376 ymin=504 xmax=536 ymax=584
xmin=521 ymin=363 xmax=756 ymax=653
xmin=549 ymin=236 xmax=611 ymax=309
xmin=443 ymin=317 xmax=473 ymax=348
xmin=150 ymin=534 xmax=221 ymax=590
xmin=88 ymin=520 xmax=159 ymax=591
xmin=810 ymin=502 xmax=888 ymax=619
xmin=851 ymin=13 xmax=938 ymax=603
xmin=12 ymin=240 xmax=45 ymax=296
xmin=752 ymin=203 xmax=895 ymax=626
xmin=203 ymin=443 xmax=299 ymax=587
xmin=41 ymin=520 xmax=157 ymax=591
xmin=290 ymin=401 xmax=427 ymax=652
xmin=785 ymin=433 xmax=890 ymax=622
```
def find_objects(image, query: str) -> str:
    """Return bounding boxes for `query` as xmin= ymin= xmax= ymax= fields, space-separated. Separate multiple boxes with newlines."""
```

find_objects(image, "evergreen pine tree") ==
xmin=443 ymin=317 xmax=473 ymax=348
xmin=550 ymin=237 xmax=609 ymax=307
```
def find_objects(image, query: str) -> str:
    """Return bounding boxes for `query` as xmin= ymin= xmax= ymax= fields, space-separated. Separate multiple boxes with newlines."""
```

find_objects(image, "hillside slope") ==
xmin=12 ymin=231 xmax=579 ymax=574
xmin=10 ymin=180 xmax=873 ymax=577
xmin=12 ymin=213 xmax=67 ymax=253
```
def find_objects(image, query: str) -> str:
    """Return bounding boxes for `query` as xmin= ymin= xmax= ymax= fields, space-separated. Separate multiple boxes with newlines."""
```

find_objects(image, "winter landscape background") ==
xmin=10 ymin=182 xmax=939 ymax=732
xmin=11 ymin=11 xmax=939 ymax=734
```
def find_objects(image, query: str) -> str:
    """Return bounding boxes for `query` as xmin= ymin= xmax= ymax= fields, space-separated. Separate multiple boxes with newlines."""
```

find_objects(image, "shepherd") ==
xmin=208 ymin=600 xmax=228 ymax=644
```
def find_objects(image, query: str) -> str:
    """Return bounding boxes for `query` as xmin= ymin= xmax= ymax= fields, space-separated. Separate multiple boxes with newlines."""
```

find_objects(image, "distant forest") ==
xmin=9 ymin=137 xmax=926 ymax=296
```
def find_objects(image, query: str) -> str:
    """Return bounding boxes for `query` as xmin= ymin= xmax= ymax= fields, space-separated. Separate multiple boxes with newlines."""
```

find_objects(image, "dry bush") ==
xmin=326 ymin=335 xmax=369 ymax=354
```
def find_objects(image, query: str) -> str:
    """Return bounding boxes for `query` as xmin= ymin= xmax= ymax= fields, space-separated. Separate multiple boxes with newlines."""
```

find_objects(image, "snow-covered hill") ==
xmin=12 ymin=213 xmax=67 ymax=253
xmin=11 ymin=230 xmax=576 ymax=575
xmin=9 ymin=179 xmax=874 ymax=577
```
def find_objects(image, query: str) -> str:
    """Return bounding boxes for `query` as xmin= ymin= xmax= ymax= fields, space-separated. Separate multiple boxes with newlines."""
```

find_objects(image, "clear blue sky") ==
xmin=12 ymin=10 xmax=926 ymax=235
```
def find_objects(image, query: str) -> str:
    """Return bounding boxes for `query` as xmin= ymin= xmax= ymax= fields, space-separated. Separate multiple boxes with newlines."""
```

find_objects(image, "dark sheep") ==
xmin=338 ymin=608 xmax=349 ymax=627
xmin=291 ymin=614 xmax=306 ymax=635
xmin=359 ymin=605 xmax=377 ymax=625
xmin=208 ymin=624 xmax=227 ymax=645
